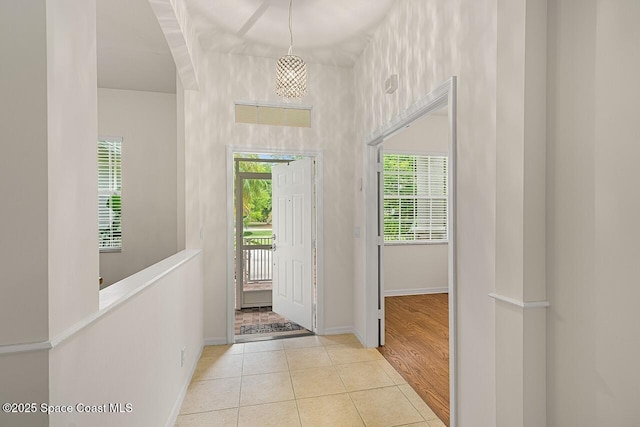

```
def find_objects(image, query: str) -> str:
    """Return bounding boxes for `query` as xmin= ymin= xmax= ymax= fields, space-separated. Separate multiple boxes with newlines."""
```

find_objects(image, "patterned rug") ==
xmin=240 ymin=321 xmax=304 ymax=335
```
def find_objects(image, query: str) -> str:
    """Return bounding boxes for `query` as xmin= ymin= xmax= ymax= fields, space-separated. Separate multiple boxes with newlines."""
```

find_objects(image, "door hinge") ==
xmin=376 ymin=162 xmax=383 ymax=173
xmin=377 ymin=309 xmax=383 ymax=319
xmin=377 ymin=236 xmax=384 ymax=246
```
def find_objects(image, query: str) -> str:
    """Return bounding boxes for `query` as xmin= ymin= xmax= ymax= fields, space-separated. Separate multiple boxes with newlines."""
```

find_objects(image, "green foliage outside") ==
xmin=98 ymin=139 xmax=122 ymax=248
xmin=235 ymin=154 xmax=300 ymax=237
xmin=235 ymin=155 xmax=275 ymax=228
xmin=383 ymin=154 xmax=448 ymax=242
xmin=383 ymin=154 xmax=418 ymax=241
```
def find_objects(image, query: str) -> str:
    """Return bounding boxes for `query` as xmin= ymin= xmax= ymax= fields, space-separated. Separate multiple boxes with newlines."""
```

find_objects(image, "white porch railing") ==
xmin=242 ymin=237 xmax=272 ymax=283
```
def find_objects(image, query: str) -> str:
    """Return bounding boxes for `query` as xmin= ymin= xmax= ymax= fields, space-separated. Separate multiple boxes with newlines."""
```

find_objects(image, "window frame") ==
xmin=98 ymin=136 xmax=123 ymax=253
xmin=382 ymin=150 xmax=449 ymax=246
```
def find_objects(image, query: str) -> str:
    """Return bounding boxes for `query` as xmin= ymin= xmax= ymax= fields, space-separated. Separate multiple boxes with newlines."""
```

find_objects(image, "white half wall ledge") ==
xmin=488 ymin=292 xmax=550 ymax=309
xmin=0 ymin=250 xmax=201 ymax=356
xmin=0 ymin=341 xmax=52 ymax=356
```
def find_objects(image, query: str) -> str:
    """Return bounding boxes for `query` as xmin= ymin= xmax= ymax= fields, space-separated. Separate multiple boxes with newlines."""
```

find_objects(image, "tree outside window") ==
xmin=383 ymin=153 xmax=448 ymax=243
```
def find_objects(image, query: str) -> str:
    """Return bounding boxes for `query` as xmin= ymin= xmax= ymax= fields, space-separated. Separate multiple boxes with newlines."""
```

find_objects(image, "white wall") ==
xmin=46 ymin=0 xmax=100 ymax=337
xmin=384 ymin=245 xmax=448 ymax=295
xmin=98 ymin=88 xmax=178 ymax=286
xmin=1 ymin=1 xmax=98 ymax=426
xmin=383 ymin=112 xmax=449 ymax=295
xmin=49 ymin=251 xmax=203 ymax=427
xmin=184 ymin=52 xmax=355 ymax=341
xmin=0 ymin=0 xmax=50 ymax=348
xmin=352 ymin=1 xmax=497 ymax=425
xmin=547 ymin=0 xmax=640 ymax=425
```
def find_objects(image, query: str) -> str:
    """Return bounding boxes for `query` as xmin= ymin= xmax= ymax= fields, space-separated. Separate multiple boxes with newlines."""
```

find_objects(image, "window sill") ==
xmin=100 ymin=248 xmax=122 ymax=253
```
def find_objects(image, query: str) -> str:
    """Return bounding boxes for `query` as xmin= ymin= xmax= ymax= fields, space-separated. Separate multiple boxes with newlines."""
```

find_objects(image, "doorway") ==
xmin=227 ymin=149 xmax=324 ymax=344
xmin=377 ymin=106 xmax=451 ymax=425
xmin=364 ymin=77 xmax=457 ymax=426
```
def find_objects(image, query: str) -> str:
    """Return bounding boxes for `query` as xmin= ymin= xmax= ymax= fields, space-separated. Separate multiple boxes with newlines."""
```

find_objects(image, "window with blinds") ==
xmin=383 ymin=153 xmax=448 ymax=243
xmin=98 ymin=137 xmax=122 ymax=251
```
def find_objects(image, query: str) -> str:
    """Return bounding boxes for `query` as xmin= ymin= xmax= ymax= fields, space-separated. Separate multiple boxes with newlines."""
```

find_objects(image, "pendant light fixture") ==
xmin=275 ymin=0 xmax=307 ymax=98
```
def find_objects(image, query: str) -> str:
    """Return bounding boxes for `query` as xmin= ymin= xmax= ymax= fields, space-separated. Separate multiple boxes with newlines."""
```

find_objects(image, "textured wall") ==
xmin=184 ymin=52 xmax=356 ymax=340
xmin=352 ymin=0 xmax=497 ymax=425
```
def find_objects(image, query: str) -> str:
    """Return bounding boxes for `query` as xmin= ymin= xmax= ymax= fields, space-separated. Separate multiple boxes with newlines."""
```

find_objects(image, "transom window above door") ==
xmin=234 ymin=102 xmax=311 ymax=128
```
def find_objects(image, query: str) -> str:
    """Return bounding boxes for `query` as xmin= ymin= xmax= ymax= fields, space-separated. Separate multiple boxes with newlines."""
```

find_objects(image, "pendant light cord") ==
xmin=288 ymin=0 xmax=294 ymax=55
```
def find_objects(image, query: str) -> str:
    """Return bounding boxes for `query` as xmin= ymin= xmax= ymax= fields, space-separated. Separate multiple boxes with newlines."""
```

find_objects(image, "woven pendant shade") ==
xmin=276 ymin=54 xmax=307 ymax=98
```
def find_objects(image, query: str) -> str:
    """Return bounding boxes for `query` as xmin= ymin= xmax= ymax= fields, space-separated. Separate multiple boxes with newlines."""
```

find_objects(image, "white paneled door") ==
xmin=271 ymin=158 xmax=313 ymax=331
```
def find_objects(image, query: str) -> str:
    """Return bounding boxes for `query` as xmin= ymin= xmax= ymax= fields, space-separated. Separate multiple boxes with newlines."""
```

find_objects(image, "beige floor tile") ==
xmin=397 ymin=423 xmax=429 ymax=427
xmin=335 ymin=361 xmax=395 ymax=391
xmin=174 ymin=408 xmax=238 ymax=427
xmin=376 ymin=359 xmax=407 ymax=385
xmin=179 ymin=377 xmax=241 ymax=415
xmin=318 ymin=334 xmax=362 ymax=347
xmin=297 ymin=393 xmax=364 ymax=426
xmin=427 ymin=419 xmax=447 ymax=427
xmin=283 ymin=335 xmax=323 ymax=349
xmin=201 ymin=344 xmax=244 ymax=358
xmin=243 ymin=340 xmax=284 ymax=353
xmin=350 ymin=386 xmax=423 ymax=427
xmin=240 ymin=372 xmax=295 ymax=406
xmin=192 ymin=354 xmax=243 ymax=381
xmin=290 ymin=366 xmax=347 ymax=398
xmin=286 ymin=346 xmax=332 ymax=371
xmin=398 ymin=384 xmax=439 ymax=421
xmin=325 ymin=344 xmax=383 ymax=365
xmin=243 ymin=350 xmax=288 ymax=375
xmin=238 ymin=401 xmax=301 ymax=427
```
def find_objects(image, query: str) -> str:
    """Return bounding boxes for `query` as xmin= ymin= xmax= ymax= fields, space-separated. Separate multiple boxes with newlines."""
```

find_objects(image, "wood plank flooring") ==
xmin=378 ymin=294 xmax=450 ymax=426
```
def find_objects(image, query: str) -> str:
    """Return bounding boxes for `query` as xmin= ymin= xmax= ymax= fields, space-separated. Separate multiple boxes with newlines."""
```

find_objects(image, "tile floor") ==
xmin=175 ymin=334 xmax=446 ymax=427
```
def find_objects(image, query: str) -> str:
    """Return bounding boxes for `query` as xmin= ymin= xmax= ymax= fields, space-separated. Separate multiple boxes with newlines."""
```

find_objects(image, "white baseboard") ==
xmin=165 ymin=343 xmax=203 ymax=427
xmin=204 ymin=337 xmax=229 ymax=346
xmin=384 ymin=287 xmax=448 ymax=297
xmin=321 ymin=326 xmax=354 ymax=335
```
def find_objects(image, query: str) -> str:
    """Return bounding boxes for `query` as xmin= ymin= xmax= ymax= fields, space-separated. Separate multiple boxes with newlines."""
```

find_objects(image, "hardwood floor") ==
xmin=378 ymin=294 xmax=450 ymax=426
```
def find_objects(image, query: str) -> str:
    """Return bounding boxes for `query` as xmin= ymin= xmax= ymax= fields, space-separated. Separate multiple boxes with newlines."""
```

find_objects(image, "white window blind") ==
xmin=98 ymin=137 xmax=122 ymax=251
xmin=383 ymin=153 xmax=448 ymax=243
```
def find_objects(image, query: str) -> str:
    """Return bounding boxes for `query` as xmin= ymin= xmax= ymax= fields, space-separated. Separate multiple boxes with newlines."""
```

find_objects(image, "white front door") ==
xmin=271 ymin=158 xmax=313 ymax=331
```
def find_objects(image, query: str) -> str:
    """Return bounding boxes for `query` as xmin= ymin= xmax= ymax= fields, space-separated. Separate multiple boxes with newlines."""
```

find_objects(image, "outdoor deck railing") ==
xmin=242 ymin=236 xmax=272 ymax=283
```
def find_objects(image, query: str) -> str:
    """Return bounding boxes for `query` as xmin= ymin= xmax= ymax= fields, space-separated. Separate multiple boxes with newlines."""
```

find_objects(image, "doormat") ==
xmin=240 ymin=322 xmax=304 ymax=335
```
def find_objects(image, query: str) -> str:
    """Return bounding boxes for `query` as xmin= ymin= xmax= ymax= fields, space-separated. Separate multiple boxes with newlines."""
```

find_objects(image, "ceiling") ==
xmin=96 ymin=0 xmax=395 ymax=93
xmin=185 ymin=0 xmax=395 ymax=66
